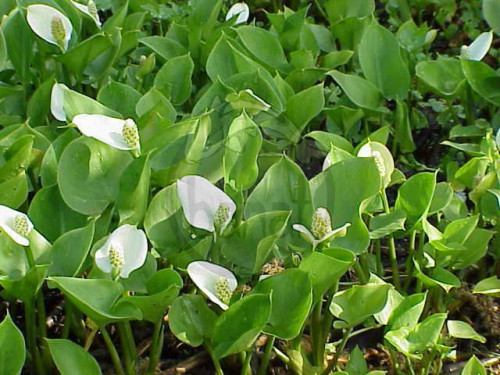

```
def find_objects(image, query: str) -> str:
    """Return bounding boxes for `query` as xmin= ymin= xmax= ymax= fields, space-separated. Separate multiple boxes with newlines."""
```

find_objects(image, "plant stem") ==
xmin=381 ymin=191 xmax=401 ymax=290
xmin=313 ymin=0 xmax=328 ymax=20
xmin=211 ymin=353 xmax=224 ymax=375
xmin=446 ymin=100 xmax=460 ymax=125
xmin=406 ymin=356 xmax=416 ymax=375
xmin=25 ymin=298 xmax=45 ymax=375
xmin=147 ymin=319 xmax=164 ymax=375
xmin=241 ymin=348 xmax=253 ymax=375
xmin=311 ymin=299 xmax=324 ymax=366
xmin=84 ymin=326 xmax=98 ymax=351
xmin=257 ymin=336 xmax=275 ymax=375
xmin=118 ymin=322 xmax=136 ymax=375
xmin=321 ymin=327 xmax=352 ymax=375
xmin=61 ymin=298 xmax=73 ymax=340
xmin=100 ymin=325 xmax=125 ymax=375
xmin=403 ymin=230 xmax=417 ymax=290
xmin=352 ymin=260 xmax=368 ymax=284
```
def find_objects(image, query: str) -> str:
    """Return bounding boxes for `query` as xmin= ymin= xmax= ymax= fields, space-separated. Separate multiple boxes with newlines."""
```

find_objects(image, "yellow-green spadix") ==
xmin=0 ymin=206 xmax=34 ymax=247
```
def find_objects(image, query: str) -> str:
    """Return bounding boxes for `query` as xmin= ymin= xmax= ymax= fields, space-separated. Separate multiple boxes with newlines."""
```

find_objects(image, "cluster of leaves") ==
xmin=0 ymin=0 xmax=498 ymax=374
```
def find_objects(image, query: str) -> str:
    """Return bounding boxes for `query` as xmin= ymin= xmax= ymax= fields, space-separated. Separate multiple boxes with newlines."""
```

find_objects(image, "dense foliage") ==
xmin=0 ymin=0 xmax=498 ymax=374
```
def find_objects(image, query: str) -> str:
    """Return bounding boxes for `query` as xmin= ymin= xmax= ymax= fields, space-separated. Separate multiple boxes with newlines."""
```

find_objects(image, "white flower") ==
xmin=72 ymin=114 xmax=141 ymax=156
xmin=177 ymin=175 xmax=236 ymax=233
xmin=0 ymin=206 xmax=34 ymax=247
xmin=225 ymin=2 xmax=250 ymax=25
xmin=95 ymin=225 xmax=148 ymax=279
xmin=293 ymin=207 xmax=350 ymax=248
xmin=51 ymin=83 xmax=68 ymax=121
xmin=187 ymin=261 xmax=237 ymax=310
xmin=357 ymin=141 xmax=394 ymax=188
xmin=460 ymin=31 xmax=493 ymax=61
xmin=71 ymin=0 xmax=101 ymax=27
xmin=26 ymin=4 xmax=73 ymax=52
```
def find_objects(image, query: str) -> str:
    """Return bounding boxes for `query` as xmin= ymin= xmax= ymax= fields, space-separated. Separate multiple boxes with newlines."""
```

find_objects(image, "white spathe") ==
xmin=0 ymin=206 xmax=34 ymax=247
xmin=293 ymin=222 xmax=351 ymax=247
xmin=72 ymin=114 xmax=140 ymax=151
xmin=50 ymin=83 xmax=68 ymax=121
xmin=26 ymin=4 xmax=73 ymax=52
xmin=461 ymin=31 xmax=493 ymax=61
xmin=94 ymin=225 xmax=148 ymax=279
xmin=187 ymin=261 xmax=237 ymax=310
xmin=177 ymin=175 xmax=236 ymax=232
xmin=226 ymin=2 xmax=250 ymax=24
xmin=71 ymin=1 xmax=101 ymax=27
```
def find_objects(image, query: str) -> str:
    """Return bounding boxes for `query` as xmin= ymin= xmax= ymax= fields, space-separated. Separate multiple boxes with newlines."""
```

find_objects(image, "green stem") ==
xmin=381 ymin=191 xmax=401 ymax=290
xmin=406 ymin=356 xmax=416 ymax=375
xmin=353 ymin=260 xmax=368 ymax=284
xmin=118 ymin=323 xmax=136 ymax=375
xmin=446 ymin=100 xmax=460 ymax=125
xmin=100 ymin=325 xmax=125 ymax=375
xmin=311 ymin=300 xmax=324 ymax=366
xmin=396 ymin=0 xmax=412 ymax=21
xmin=84 ymin=326 xmax=98 ymax=351
xmin=61 ymin=298 xmax=73 ymax=340
xmin=37 ymin=292 xmax=47 ymax=339
xmin=257 ymin=336 xmax=276 ymax=375
xmin=403 ymin=231 xmax=417 ymax=290
xmin=241 ymin=348 xmax=253 ymax=375
xmin=313 ymin=0 xmax=328 ymax=20
xmin=321 ymin=327 xmax=352 ymax=375
xmin=147 ymin=320 xmax=164 ymax=375
xmin=211 ymin=353 xmax=224 ymax=375
xmin=25 ymin=299 xmax=45 ymax=375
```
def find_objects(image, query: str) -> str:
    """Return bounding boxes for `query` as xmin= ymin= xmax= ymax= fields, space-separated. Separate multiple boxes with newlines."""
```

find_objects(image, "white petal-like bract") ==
xmin=71 ymin=1 xmax=101 ymax=27
xmin=27 ymin=4 xmax=73 ymax=51
xmin=461 ymin=31 xmax=493 ymax=61
xmin=0 ymin=206 xmax=34 ymax=246
xmin=177 ymin=175 xmax=236 ymax=232
xmin=226 ymin=3 xmax=250 ymax=25
xmin=50 ymin=83 xmax=68 ymax=121
xmin=187 ymin=261 xmax=237 ymax=310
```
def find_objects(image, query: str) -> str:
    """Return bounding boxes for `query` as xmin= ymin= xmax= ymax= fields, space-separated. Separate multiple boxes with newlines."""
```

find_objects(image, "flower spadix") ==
xmin=357 ymin=141 xmax=394 ymax=188
xmin=293 ymin=207 xmax=350 ymax=248
xmin=225 ymin=3 xmax=250 ymax=24
xmin=460 ymin=31 xmax=493 ymax=61
xmin=71 ymin=0 xmax=101 ymax=27
xmin=177 ymin=175 xmax=236 ymax=233
xmin=0 ymin=206 xmax=34 ymax=246
xmin=27 ymin=4 xmax=73 ymax=52
xmin=187 ymin=261 xmax=237 ymax=310
xmin=72 ymin=114 xmax=141 ymax=156
xmin=95 ymin=225 xmax=148 ymax=279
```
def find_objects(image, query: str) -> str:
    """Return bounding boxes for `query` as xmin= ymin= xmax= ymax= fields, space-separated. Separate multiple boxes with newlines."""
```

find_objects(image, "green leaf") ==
xmin=139 ymin=36 xmax=188 ymax=61
xmin=169 ymin=294 xmax=218 ymax=347
xmin=253 ymin=269 xmax=312 ymax=339
xmin=326 ymin=0 xmax=375 ymax=24
xmin=49 ymin=277 xmax=142 ymax=326
xmin=473 ymin=276 xmax=500 ymax=297
xmin=328 ymin=71 xmax=385 ymax=111
xmin=221 ymin=211 xmax=290 ymax=274
xmin=245 ymin=156 xmax=313 ymax=249
xmin=395 ymin=172 xmax=436 ymax=229
xmin=370 ymin=210 xmax=406 ymax=239
xmin=0 ymin=312 xmax=25 ymax=375
xmin=154 ymin=53 xmax=194 ymax=105
xmin=483 ymin=0 xmax=500 ymax=31
xmin=461 ymin=356 xmax=486 ymax=375
xmin=310 ymin=157 xmax=381 ymax=254
xmin=284 ymin=84 xmax=325 ymax=139
xmin=236 ymin=26 xmax=289 ymax=71
xmin=49 ymin=219 xmax=95 ymax=277
xmin=416 ymin=58 xmax=465 ymax=98
xmin=2 ymin=10 xmax=32 ymax=82
xmin=306 ymin=131 xmax=354 ymax=153
xmin=359 ymin=24 xmax=410 ymax=99
xmin=97 ymin=81 xmax=142 ymax=119
xmin=299 ymin=247 xmax=355 ymax=302
xmin=27 ymin=78 xmax=55 ymax=127
xmin=387 ymin=293 xmax=426 ymax=331
xmin=223 ymin=112 xmax=262 ymax=190
xmin=62 ymin=87 xmax=122 ymax=120
xmin=58 ymin=137 xmax=132 ymax=216
xmin=212 ymin=294 xmax=271 ymax=359
xmin=330 ymin=283 xmax=391 ymax=328
xmin=136 ymin=88 xmax=176 ymax=122
xmin=47 ymin=339 xmax=101 ymax=375
xmin=461 ymin=59 xmax=500 ymax=106
xmin=346 ymin=346 xmax=368 ymax=375
xmin=119 ymin=269 xmax=182 ymax=322
xmin=429 ymin=182 xmax=453 ymax=214
xmin=116 ymin=153 xmax=151 ymax=226
xmin=447 ymin=320 xmax=486 ymax=343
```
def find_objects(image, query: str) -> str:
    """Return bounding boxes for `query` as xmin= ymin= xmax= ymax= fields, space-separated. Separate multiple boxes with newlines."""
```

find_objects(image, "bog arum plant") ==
xmin=293 ymin=207 xmax=350 ymax=249
xmin=187 ymin=261 xmax=237 ymax=310
xmin=72 ymin=114 xmax=141 ymax=157
xmin=225 ymin=2 xmax=250 ymax=24
xmin=177 ymin=175 xmax=236 ymax=233
xmin=94 ymin=225 xmax=148 ymax=279
xmin=357 ymin=141 xmax=395 ymax=188
xmin=71 ymin=0 xmax=101 ymax=27
xmin=0 ymin=206 xmax=34 ymax=246
xmin=26 ymin=4 xmax=73 ymax=52
xmin=460 ymin=31 xmax=493 ymax=61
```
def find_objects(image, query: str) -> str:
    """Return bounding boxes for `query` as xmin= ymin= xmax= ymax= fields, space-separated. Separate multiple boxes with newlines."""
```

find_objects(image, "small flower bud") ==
xmin=215 ymin=277 xmax=232 ymax=304
xmin=214 ymin=203 xmax=230 ymax=228
xmin=51 ymin=16 xmax=66 ymax=50
xmin=109 ymin=244 xmax=125 ymax=273
xmin=372 ymin=151 xmax=386 ymax=177
xmin=122 ymin=119 xmax=140 ymax=155
xmin=311 ymin=207 xmax=332 ymax=239
xmin=137 ymin=53 xmax=156 ymax=78
xmin=13 ymin=215 xmax=30 ymax=237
